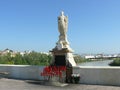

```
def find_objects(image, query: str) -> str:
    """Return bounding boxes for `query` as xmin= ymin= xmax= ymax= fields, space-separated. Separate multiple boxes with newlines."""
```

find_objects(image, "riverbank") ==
xmin=78 ymin=60 xmax=113 ymax=66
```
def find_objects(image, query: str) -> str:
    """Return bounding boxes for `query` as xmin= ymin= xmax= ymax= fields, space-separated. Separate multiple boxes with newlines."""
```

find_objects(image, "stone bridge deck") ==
xmin=0 ymin=78 xmax=120 ymax=90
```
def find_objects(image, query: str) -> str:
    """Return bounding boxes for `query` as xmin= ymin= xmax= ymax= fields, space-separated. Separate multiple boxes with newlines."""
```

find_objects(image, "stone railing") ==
xmin=1 ymin=64 xmax=120 ymax=86
xmin=0 ymin=64 xmax=44 ymax=80
xmin=73 ymin=66 xmax=120 ymax=86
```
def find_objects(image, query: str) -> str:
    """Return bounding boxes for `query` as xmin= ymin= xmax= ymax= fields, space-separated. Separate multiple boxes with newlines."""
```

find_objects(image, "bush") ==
xmin=0 ymin=52 xmax=52 ymax=66
xmin=109 ymin=58 xmax=120 ymax=66
xmin=74 ymin=55 xmax=91 ymax=64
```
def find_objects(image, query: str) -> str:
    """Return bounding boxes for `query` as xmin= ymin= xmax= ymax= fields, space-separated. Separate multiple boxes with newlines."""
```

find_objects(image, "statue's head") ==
xmin=61 ymin=11 xmax=64 ymax=16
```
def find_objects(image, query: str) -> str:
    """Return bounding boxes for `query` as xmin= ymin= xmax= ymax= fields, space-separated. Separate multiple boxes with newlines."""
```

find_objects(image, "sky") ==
xmin=0 ymin=0 xmax=120 ymax=54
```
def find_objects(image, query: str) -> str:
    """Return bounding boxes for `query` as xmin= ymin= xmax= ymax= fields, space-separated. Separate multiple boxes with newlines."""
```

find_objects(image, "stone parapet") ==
xmin=73 ymin=66 xmax=120 ymax=86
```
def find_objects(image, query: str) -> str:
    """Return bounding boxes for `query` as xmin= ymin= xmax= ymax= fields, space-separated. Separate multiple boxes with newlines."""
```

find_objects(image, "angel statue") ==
xmin=57 ymin=11 xmax=72 ymax=51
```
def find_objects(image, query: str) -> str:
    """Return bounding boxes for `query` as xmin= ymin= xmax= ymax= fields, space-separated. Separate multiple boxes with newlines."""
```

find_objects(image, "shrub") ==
xmin=109 ymin=58 xmax=120 ymax=66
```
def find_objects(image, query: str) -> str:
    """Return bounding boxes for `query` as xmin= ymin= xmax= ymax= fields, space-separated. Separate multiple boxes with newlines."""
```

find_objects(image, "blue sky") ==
xmin=0 ymin=0 xmax=120 ymax=54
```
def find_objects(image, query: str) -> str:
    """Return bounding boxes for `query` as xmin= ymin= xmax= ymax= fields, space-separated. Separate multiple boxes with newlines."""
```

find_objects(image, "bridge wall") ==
xmin=0 ymin=64 xmax=44 ymax=80
xmin=73 ymin=66 xmax=120 ymax=86
xmin=0 ymin=64 xmax=120 ymax=86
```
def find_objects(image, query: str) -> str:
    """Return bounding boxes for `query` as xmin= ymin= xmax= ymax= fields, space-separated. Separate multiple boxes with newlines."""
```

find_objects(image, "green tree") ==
xmin=74 ymin=55 xmax=91 ymax=64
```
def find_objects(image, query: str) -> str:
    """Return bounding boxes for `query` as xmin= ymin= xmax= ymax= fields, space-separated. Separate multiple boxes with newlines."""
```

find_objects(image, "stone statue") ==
xmin=58 ymin=11 xmax=68 ymax=44
xmin=56 ymin=11 xmax=73 ymax=51
xmin=51 ymin=11 xmax=76 ymax=67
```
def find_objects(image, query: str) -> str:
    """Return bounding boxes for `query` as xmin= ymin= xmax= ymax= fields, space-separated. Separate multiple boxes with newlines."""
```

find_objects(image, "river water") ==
xmin=78 ymin=60 xmax=113 ymax=66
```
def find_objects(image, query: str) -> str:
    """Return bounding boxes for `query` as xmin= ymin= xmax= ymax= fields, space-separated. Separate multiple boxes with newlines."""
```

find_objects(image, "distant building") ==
xmin=85 ymin=55 xmax=95 ymax=59
xmin=0 ymin=48 xmax=17 ymax=57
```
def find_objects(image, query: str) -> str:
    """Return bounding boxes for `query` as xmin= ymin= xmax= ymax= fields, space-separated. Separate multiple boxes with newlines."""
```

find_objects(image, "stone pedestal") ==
xmin=50 ymin=47 xmax=76 ymax=83
xmin=49 ymin=11 xmax=76 ymax=83
xmin=50 ymin=48 xmax=76 ymax=67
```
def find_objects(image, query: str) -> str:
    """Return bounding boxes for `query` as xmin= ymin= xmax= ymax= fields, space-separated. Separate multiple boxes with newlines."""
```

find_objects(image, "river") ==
xmin=78 ymin=60 xmax=113 ymax=66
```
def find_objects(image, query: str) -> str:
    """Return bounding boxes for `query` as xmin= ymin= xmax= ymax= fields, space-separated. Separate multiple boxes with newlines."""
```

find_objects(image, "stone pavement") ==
xmin=0 ymin=78 xmax=120 ymax=90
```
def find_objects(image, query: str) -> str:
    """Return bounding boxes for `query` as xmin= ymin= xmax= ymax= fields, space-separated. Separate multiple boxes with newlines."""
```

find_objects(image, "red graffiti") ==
xmin=41 ymin=66 xmax=66 ymax=78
